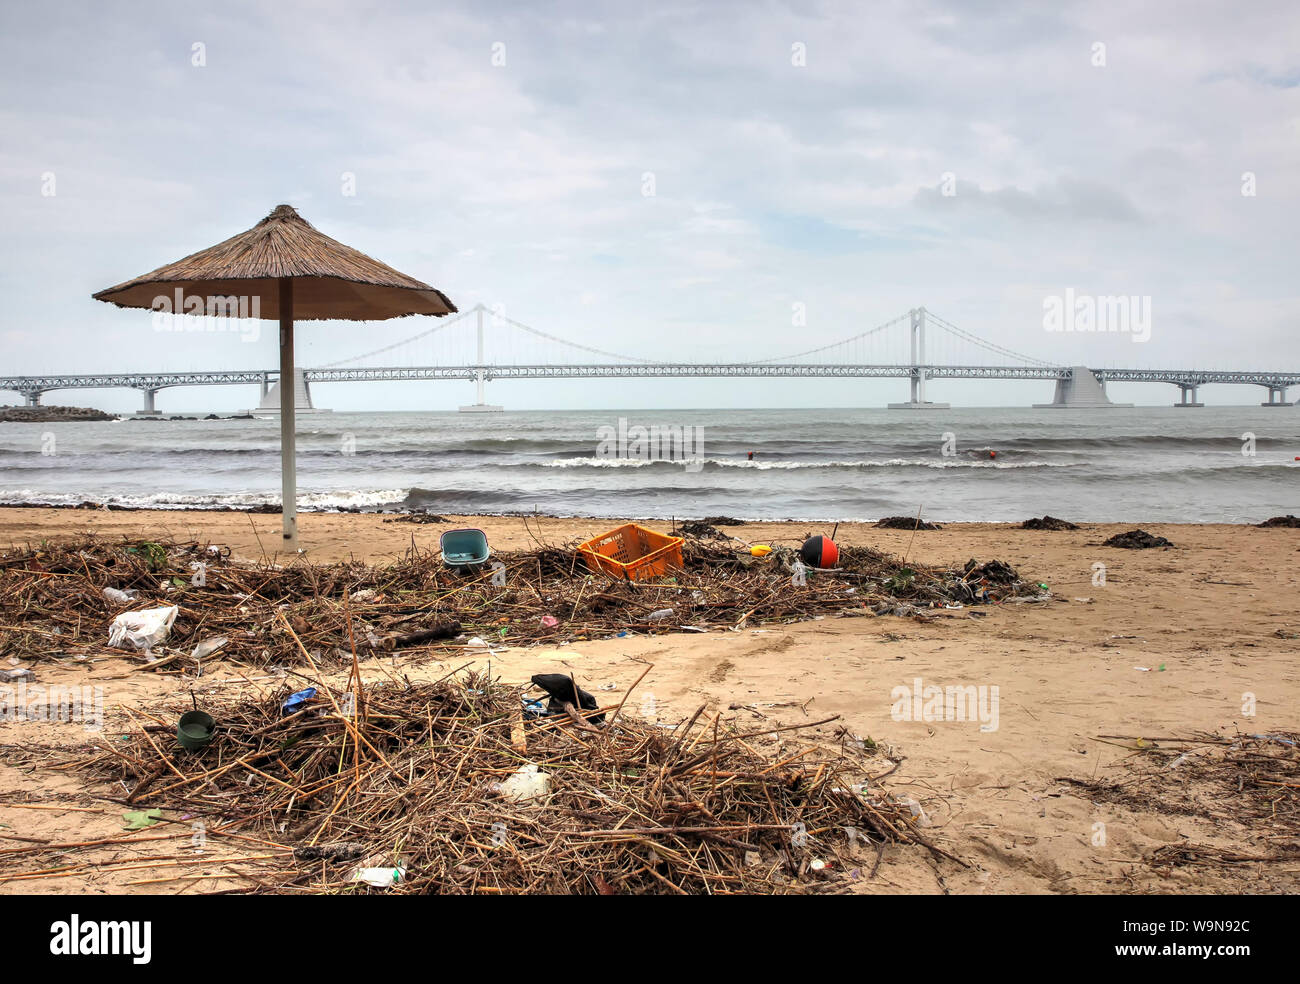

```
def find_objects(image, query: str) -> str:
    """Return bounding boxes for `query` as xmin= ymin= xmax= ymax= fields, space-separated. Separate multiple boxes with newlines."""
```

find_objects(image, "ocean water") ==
xmin=0 ymin=407 xmax=1297 ymax=523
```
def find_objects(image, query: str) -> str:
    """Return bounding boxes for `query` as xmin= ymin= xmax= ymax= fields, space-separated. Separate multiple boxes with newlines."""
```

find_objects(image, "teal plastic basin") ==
xmin=440 ymin=528 xmax=490 ymax=566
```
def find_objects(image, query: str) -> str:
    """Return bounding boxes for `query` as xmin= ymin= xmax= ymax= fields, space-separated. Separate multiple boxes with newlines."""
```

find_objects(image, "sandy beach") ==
xmin=1 ymin=507 xmax=1296 ymax=895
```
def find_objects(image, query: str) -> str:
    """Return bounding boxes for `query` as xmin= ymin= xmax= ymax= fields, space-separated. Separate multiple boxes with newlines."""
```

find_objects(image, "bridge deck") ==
xmin=4 ymin=364 xmax=1299 ymax=393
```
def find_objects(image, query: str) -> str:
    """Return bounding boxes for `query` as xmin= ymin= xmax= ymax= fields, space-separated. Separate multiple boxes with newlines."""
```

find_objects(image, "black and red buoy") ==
xmin=799 ymin=535 xmax=839 ymax=569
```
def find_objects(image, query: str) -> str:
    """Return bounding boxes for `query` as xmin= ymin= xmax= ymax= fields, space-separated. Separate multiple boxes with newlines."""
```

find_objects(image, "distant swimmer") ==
xmin=989 ymin=450 xmax=997 ymax=459
xmin=747 ymin=450 xmax=754 ymax=461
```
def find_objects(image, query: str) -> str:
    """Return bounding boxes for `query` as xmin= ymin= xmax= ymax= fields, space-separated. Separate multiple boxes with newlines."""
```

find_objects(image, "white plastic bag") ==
xmin=494 ymin=763 xmax=551 ymax=803
xmin=108 ymin=605 xmax=178 ymax=650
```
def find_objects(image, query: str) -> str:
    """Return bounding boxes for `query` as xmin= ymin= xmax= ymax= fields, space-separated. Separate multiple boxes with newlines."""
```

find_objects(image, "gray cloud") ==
xmin=0 ymin=0 xmax=1297 ymax=410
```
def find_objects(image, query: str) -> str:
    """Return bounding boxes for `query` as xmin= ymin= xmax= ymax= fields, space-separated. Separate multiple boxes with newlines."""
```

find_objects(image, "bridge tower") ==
xmin=459 ymin=304 xmax=504 ymax=412
xmin=888 ymin=307 xmax=949 ymax=409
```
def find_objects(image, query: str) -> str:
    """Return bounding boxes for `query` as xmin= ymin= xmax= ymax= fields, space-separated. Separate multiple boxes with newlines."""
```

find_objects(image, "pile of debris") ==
xmin=1256 ymin=515 xmax=1300 ymax=528
xmin=1021 ymin=516 xmax=1079 ymax=531
xmin=1103 ymin=529 xmax=1174 ymax=549
xmin=875 ymin=516 xmax=943 ymax=531
xmin=0 ymin=535 xmax=1046 ymax=673
xmin=55 ymin=673 xmax=954 ymax=894
xmin=673 ymin=520 xmax=734 ymax=540
xmin=1059 ymin=731 xmax=1299 ymax=872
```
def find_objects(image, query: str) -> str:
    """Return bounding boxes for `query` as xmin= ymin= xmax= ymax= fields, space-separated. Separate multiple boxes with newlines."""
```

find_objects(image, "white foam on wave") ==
xmin=0 ymin=487 xmax=410 ymax=510
xmin=539 ymin=456 xmax=1074 ymax=470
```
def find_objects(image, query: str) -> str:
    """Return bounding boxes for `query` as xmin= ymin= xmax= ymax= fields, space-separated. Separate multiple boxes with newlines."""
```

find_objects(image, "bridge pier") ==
xmin=22 ymin=391 xmax=42 ymax=407
xmin=1034 ymin=367 xmax=1133 ymax=408
xmin=135 ymin=387 xmax=162 ymax=416
xmin=1261 ymin=384 xmax=1292 ymax=407
xmin=1174 ymin=383 xmax=1203 ymax=407
xmin=887 ymin=307 xmax=949 ymax=409
xmin=252 ymin=368 xmax=326 ymax=414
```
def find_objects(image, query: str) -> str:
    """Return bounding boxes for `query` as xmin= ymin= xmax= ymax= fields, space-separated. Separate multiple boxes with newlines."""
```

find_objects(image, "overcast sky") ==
xmin=2 ymin=0 xmax=1297 ymax=411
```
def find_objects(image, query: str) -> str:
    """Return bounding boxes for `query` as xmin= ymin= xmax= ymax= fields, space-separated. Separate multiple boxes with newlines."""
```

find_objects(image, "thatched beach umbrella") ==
xmin=94 ymin=204 xmax=456 ymax=552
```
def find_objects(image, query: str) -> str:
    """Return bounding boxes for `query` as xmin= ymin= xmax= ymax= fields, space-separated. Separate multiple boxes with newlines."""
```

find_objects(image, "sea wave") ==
xmin=0 ymin=488 xmax=409 ymax=511
xmin=537 ymin=456 xmax=1077 ymax=470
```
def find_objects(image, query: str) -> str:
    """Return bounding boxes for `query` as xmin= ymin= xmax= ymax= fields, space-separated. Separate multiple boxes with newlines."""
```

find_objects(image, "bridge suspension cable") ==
xmin=749 ymin=311 xmax=913 ymax=364
xmin=318 ymin=304 xmax=665 ymax=368
xmin=925 ymin=310 xmax=1060 ymax=368
xmin=486 ymin=308 xmax=666 ymax=364
xmin=316 ymin=302 xmax=1060 ymax=371
xmin=316 ymin=306 xmax=477 ymax=367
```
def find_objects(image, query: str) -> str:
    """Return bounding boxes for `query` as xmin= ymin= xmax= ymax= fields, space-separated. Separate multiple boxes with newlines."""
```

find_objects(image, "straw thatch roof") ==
xmin=92 ymin=204 xmax=456 ymax=321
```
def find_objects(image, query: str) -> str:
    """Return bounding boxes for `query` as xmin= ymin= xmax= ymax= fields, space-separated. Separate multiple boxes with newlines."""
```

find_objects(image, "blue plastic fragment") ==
xmin=282 ymin=687 xmax=317 ymax=715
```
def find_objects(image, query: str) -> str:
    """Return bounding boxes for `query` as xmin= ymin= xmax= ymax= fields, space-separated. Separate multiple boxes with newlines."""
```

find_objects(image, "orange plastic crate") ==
xmin=577 ymin=523 xmax=684 ymax=582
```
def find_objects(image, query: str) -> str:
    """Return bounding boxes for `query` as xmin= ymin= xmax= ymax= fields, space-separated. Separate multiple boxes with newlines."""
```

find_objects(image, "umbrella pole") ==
xmin=279 ymin=276 xmax=298 ymax=553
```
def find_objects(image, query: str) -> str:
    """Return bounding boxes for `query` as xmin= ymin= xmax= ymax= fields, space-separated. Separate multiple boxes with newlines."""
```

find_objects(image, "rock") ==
xmin=0 ymin=405 xmax=117 ymax=423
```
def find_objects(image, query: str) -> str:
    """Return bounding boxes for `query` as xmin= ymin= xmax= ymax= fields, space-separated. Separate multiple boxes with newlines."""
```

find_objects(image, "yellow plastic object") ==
xmin=750 ymin=545 xmax=773 ymax=557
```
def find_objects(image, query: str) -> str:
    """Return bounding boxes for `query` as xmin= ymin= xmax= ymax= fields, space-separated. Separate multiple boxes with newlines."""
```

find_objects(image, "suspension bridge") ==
xmin=3 ymin=306 xmax=1297 ymax=413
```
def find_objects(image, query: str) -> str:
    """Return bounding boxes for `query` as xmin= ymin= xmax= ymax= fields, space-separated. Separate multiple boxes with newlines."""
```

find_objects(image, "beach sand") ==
xmin=1 ymin=507 xmax=1297 ymax=894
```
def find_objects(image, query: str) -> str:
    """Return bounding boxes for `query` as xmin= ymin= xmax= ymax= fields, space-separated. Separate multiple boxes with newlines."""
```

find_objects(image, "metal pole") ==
xmin=475 ymin=305 xmax=486 ymax=405
xmin=279 ymin=277 xmax=298 ymax=553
